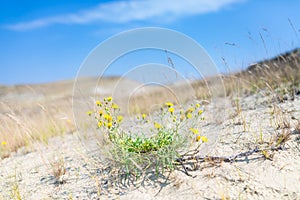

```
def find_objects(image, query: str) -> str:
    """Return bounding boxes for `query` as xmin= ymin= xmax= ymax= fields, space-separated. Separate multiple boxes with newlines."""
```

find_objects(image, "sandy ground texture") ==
xmin=0 ymin=92 xmax=300 ymax=200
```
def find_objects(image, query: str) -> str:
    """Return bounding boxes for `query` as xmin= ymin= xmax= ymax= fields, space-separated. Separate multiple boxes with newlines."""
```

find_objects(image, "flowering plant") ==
xmin=88 ymin=97 xmax=207 ymax=176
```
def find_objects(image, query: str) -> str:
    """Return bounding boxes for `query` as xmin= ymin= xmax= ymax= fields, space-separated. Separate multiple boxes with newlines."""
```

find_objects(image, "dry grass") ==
xmin=50 ymin=157 xmax=67 ymax=184
xmin=220 ymin=49 xmax=300 ymax=99
xmin=129 ymin=49 xmax=300 ymax=117
xmin=0 ymin=88 xmax=75 ymax=158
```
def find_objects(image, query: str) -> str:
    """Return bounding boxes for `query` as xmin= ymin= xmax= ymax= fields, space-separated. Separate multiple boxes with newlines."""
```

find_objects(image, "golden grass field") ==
xmin=0 ymin=48 xmax=299 ymax=159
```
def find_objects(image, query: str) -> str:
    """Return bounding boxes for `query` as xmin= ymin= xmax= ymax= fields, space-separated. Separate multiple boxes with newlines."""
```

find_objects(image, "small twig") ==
xmin=180 ymin=144 xmax=201 ymax=157
xmin=176 ymin=158 xmax=193 ymax=177
xmin=176 ymin=145 xmax=284 ymax=167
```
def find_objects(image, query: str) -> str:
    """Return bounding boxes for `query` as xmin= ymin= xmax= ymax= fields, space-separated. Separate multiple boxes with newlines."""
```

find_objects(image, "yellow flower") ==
xmin=106 ymin=96 xmax=113 ymax=102
xmin=165 ymin=102 xmax=174 ymax=107
xmin=87 ymin=111 xmax=93 ymax=116
xmin=195 ymin=103 xmax=201 ymax=108
xmin=196 ymin=135 xmax=201 ymax=142
xmin=66 ymin=119 xmax=72 ymax=125
xmin=104 ymin=114 xmax=112 ymax=122
xmin=98 ymin=110 xmax=103 ymax=116
xmin=190 ymin=128 xmax=198 ymax=134
xmin=142 ymin=113 xmax=147 ymax=120
xmin=96 ymin=100 xmax=102 ymax=106
xmin=117 ymin=115 xmax=123 ymax=123
xmin=168 ymin=107 xmax=175 ymax=114
xmin=111 ymin=103 xmax=119 ymax=109
xmin=187 ymin=107 xmax=195 ymax=113
xmin=198 ymin=110 xmax=203 ymax=115
xmin=98 ymin=121 xmax=103 ymax=128
xmin=107 ymin=122 xmax=113 ymax=129
xmin=186 ymin=112 xmax=193 ymax=119
xmin=1 ymin=141 xmax=7 ymax=146
xmin=154 ymin=122 xmax=162 ymax=129
xmin=201 ymin=136 xmax=208 ymax=143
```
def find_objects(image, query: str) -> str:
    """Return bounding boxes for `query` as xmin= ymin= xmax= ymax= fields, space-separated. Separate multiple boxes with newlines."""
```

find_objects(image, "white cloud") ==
xmin=4 ymin=0 xmax=244 ymax=31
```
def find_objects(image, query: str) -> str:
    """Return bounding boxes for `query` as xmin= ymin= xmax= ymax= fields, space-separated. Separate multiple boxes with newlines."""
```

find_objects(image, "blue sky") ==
xmin=0 ymin=0 xmax=299 ymax=85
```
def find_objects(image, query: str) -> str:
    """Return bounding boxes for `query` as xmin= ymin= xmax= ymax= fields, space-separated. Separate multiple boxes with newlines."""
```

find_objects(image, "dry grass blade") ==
xmin=51 ymin=158 xmax=67 ymax=184
xmin=275 ymin=129 xmax=292 ymax=147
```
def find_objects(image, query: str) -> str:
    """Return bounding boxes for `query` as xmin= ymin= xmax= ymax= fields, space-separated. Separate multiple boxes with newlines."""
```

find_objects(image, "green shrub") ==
xmin=88 ymin=97 xmax=208 ymax=177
